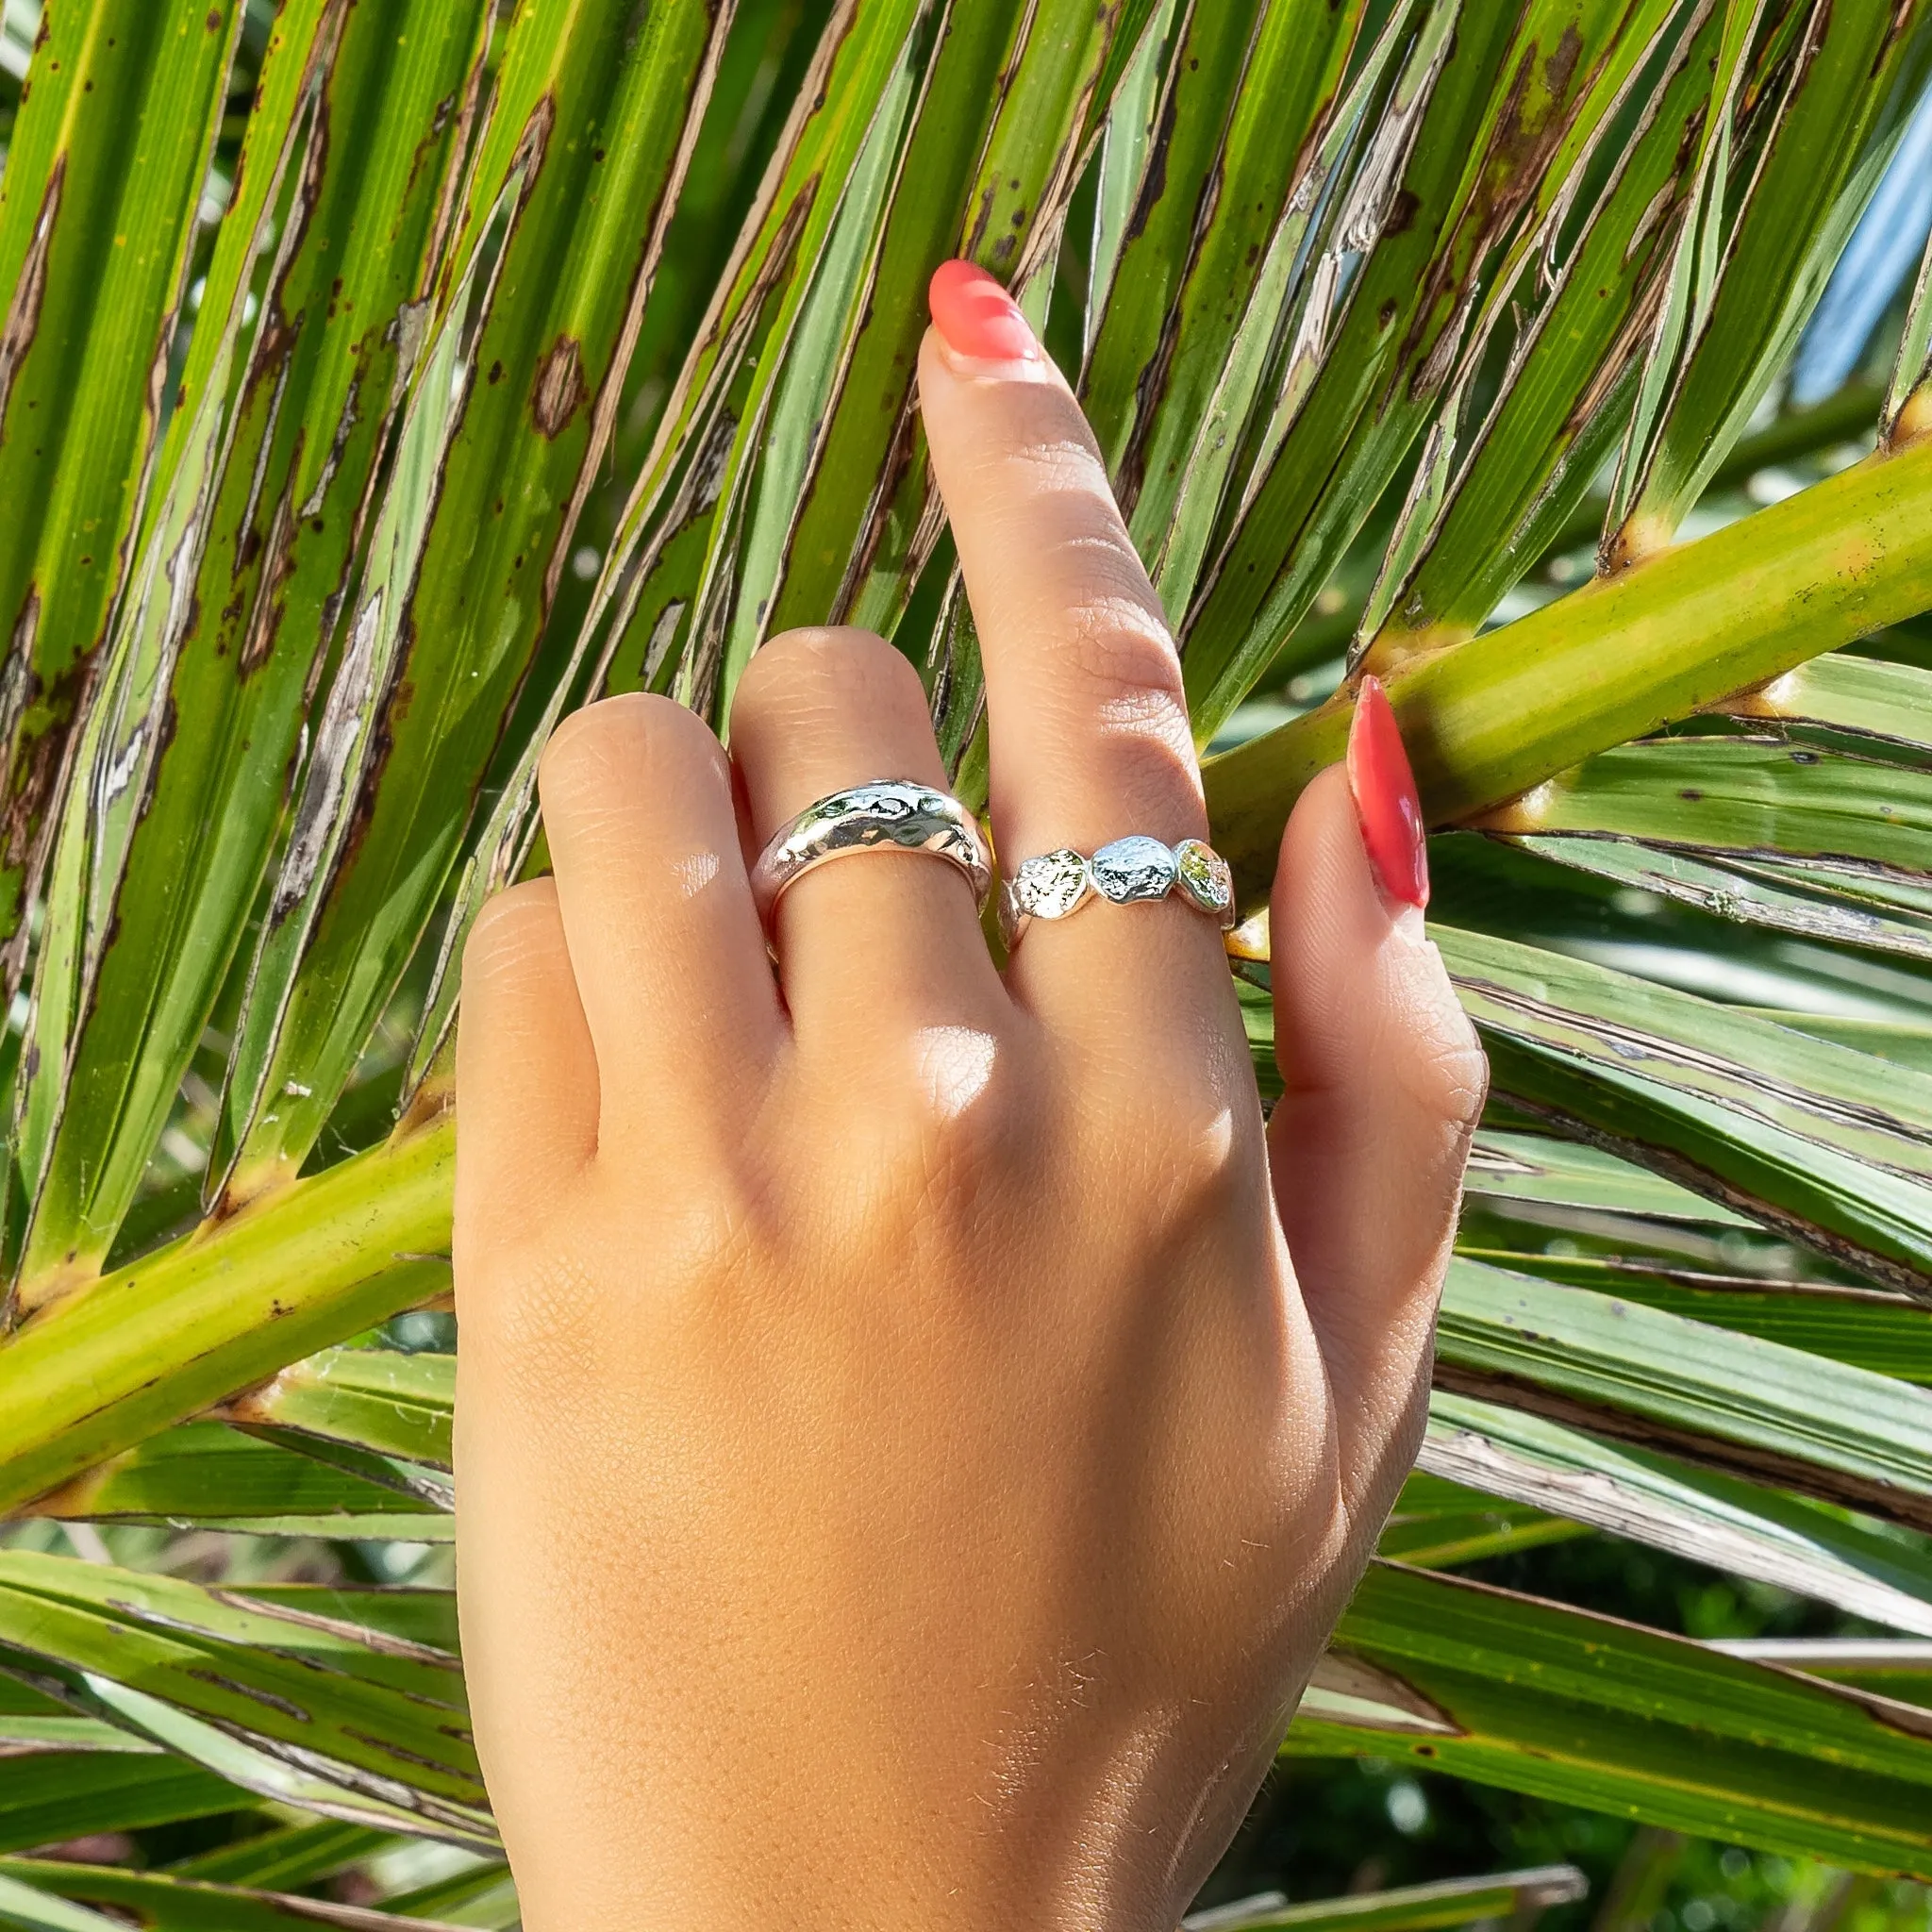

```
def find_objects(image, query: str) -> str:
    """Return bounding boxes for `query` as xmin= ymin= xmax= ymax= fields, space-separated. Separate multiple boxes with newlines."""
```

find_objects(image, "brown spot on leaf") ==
xmin=1122 ymin=75 xmax=1180 ymax=248
xmin=236 ymin=495 xmax=299 ymax=680
xmin=402 ymin=91 xmax=458 ymax=208
xmin=0 ymin=157 xmax=64 ymax=430
xmin=1 ymin=605 xmax=90 ymax=901
xmin=530 ymin=335 xmax=585 ymax=438
xmin=1543 ymin=23 xmax=1581 ymax=95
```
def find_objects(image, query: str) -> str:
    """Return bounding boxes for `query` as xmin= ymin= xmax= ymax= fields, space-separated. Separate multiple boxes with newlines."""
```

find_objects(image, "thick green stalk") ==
xmin=0 ymin=1116 xmax=454 ymax=1516
xmin=1206 ymin=430 xmax=1932 ymax=907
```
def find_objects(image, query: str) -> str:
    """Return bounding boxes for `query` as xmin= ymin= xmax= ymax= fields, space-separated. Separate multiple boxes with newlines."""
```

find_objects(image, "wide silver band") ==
xmin=751 ymin=780 xmax=993 ymax=924
xmin=999 ymin=836 xmax=1236 ymax=947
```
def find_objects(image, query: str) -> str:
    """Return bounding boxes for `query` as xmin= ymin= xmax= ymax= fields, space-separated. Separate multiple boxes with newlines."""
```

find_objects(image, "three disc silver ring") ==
xmin=749 ymin=779 xmax=1237 ymax=948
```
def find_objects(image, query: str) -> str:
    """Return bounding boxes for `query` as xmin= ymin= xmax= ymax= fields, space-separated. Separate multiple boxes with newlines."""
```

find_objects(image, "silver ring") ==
xmin=999 ymin=836 xmax=1235 ymax=947
xmin=751 ymin=780 xmax=992 ymax=925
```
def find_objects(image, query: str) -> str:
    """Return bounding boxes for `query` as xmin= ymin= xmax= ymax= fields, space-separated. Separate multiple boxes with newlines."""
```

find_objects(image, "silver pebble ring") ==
xmin=751 ymin=780 xmax=993 ymax=926
xmin=999 ymin=836 xmax=1236 ymax=948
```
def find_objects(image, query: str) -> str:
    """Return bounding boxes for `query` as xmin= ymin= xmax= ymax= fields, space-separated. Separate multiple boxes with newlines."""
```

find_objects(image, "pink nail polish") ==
xmin=927 ymin=258 xmax=1040 ymax=362
xmin=1347 ymin=675 xmax=1429 ymax=910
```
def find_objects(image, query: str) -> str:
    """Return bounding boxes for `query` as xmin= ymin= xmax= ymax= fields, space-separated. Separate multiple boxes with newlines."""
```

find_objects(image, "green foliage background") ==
xmin=3 ymin=0 xmax=1932 ymax=1924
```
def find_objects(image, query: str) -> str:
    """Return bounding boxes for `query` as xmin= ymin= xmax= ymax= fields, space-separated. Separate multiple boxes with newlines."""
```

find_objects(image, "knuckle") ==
xmin=1381 ymin=933 xmax=1489 ymax=1139
xmin=463 ymin=879 xmax=562 ymax=986
xmin=995 ymin=421 xmax=1108 ymax=500
xmin=541 ymin=692 xmax=724 ymax=806
xmin=1054 ymin=574 xmax=1181 ymax=702
xmin=895 ymin=1065 xmax=1016 ymax=1198
xmin=917 ymin=1064 xmax=1027 ymax=1196
xmin=1106 ymin=1067 xmax=1252 ymax=1222
xmin=1034 ymin=581 xmax=1195 ymax=775
xmin=1407 ymin=998 xmax=1489 ymax=1140
xmin=814 ymin=1043 xmax=1034 ymax=1258
xmin=735 ymin=625 xmax=914 ymax=719
xmin=605 ymin=1127 xmax=787 ymax=1275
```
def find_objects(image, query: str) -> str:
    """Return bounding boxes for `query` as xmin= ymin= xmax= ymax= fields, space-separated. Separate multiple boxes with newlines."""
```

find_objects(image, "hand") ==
xmin=453 ymin=261 xmax=1486 ymax=1932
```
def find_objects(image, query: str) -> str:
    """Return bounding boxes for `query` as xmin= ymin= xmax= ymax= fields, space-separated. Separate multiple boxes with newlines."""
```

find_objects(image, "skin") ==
xmin=454 ymin=314 xmax=1487 ymax=1932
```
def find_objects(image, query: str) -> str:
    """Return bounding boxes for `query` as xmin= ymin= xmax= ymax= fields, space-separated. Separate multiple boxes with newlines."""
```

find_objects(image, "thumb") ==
xmin=1265 ymin=678 xmax=1487 ymax=1498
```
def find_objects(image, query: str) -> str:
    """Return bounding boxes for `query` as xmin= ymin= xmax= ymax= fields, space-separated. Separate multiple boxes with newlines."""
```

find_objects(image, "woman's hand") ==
xmin=453 ymin=263 xmax=1485 ymax=1932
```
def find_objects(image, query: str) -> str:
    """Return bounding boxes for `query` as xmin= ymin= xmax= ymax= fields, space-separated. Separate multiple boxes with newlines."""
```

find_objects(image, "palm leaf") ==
xmin=208 ymin=0 xmax=735 ymax=1206
xmin=0 ymin=1722 xmax=240 ymax=1858
xmin=1424 ymin=1390 xmax=1932 ymax=1635
xmin=8 ymin=0 xmax=488 ymax=1308
xmin=162 ymin=1820 xmax=396 ymax=1891
xmin=0 ymin=1 xmax=240 ymax=959
xmin=0 ymin=1552 xmax=486 ymax=1836
xmin=1182 ymin=1868 xmax=1589 ymax=1932
xmin=0 ymin=1860 xmax=472 ymax=1931
xmin=1453 ymin=1252 xmax=1932 ymax=1383
xmin=6 ymin=0 xmax=1932 ymax=1895
xmin=1288 ymin=1562 xmax=1932 ymax=1874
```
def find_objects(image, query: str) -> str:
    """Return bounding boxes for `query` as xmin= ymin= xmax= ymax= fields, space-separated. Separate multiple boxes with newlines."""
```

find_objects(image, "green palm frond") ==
xmin=0 ymin=1859 xmax=476 ymax=1929
xmin=5 ymin=0 xmax=1932 ymax=1913
xmin=1289 ymin=1566 xmax=1932 ymax=1869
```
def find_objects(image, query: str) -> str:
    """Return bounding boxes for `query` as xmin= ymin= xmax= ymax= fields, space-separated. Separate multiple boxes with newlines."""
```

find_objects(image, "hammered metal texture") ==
xmin=1091 ymin=836 xmax=1178 ymax=902
xmin=999 ymin=835 xmax=1236 ymax=946
xmin=752 ymin=780 xmax=992 ymax=923
xmin=1011 ymin=848 xmax=1092 ymax=919
xmin=1174 ymin=838 xmax=1236 ymax=927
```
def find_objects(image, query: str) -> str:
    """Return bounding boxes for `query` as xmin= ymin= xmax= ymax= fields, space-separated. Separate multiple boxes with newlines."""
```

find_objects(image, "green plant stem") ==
xmin=0 ymin=1115 xmax=455 ymax=1516
xmin=1207 ymin=430 xmax=1932 ymax=906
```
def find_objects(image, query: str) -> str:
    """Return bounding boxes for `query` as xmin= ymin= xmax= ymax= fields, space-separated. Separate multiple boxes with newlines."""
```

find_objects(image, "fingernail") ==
xmin=1347 ymin=675 xmax=1429 ymax=911
xmin=928 ymin=258 xmax=1039 ymax=363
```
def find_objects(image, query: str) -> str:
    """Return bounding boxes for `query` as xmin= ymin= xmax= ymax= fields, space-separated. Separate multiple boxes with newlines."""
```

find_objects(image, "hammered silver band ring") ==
xmin=751 ymin=780 xmax=993 ymax=925
xmin=999 ymin=836 xmax=1235 ymax=948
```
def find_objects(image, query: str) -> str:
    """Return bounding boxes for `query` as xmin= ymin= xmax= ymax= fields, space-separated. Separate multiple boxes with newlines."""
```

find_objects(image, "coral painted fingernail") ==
xmin=1347 ymin=675 xmax=1429 ymax=911
xmin=928 ymin=258 xmax=1039 ymax=362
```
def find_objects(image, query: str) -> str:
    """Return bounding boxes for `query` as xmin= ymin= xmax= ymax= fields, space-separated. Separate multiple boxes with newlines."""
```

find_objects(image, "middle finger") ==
xmin=918 ymin=262 xmax=1237 ymax=1047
